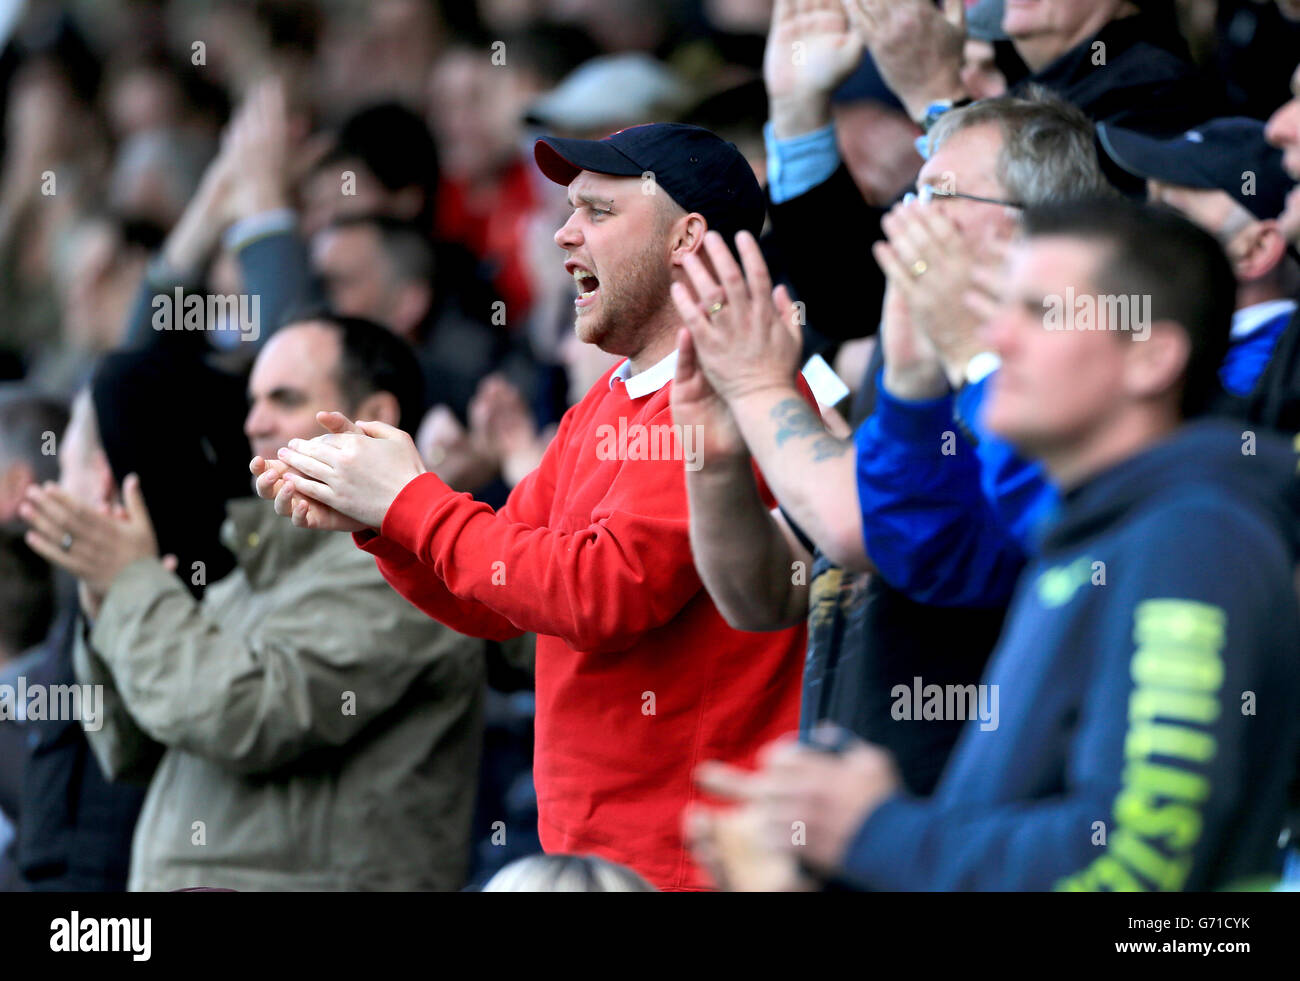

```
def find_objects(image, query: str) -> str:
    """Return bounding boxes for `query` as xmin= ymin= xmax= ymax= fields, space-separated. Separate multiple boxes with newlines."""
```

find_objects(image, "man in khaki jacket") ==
xmin=21 ymin=316 xmax=485 ymax=891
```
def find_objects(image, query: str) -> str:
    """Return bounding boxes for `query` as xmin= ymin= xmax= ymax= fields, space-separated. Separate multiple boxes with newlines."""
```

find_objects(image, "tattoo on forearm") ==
xmin=770 ymin=398 xmax=849 ymax=460
xmin=811 ymin=436 xmax=848 ymax=461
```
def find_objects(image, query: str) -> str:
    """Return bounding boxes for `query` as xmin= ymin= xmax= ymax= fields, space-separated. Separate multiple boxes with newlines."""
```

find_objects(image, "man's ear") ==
xmin=669 ymin=212 xmax=709 ymax=265
xmin=1230 ymin=218 xmax=1288 ymax=283
xmin=354 ymin=390 xmax=402 ymax=428
xmin=1125 ymin=320 xmax=1192 ymax=406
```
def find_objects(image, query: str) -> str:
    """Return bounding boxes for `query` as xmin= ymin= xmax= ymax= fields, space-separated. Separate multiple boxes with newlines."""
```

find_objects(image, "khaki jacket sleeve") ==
xmin=89 ymin=553 xmax=479 ymax=777
xmin=72 ymin=618 xmax=164 ymax=785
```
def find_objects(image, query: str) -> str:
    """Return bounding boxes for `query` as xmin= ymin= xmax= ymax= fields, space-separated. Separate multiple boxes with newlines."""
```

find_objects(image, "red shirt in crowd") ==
xmin=355 ymin=352 xmax=808 ymax=890
xmin=435 ymin=157 xmax=538 ymax=321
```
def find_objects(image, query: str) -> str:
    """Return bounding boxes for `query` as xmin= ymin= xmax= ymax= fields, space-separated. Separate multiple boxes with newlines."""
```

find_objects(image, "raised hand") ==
xmin=877 ymin=199 xmax=987 ymax=386
xmin=20 ymin=474 xmax=161 ymax=605
xmin=846 ymin=0 xmax=968 ymax=122
xmin=225 ymin=77 xmax=291 ymax=220
xmin=416 ymin=403 xmax=501 ymax=492
xmin=669 ymin=230 xmax=803 ymax=406
xmin=470 ymin=375 xmax=546 ymax=487
xmin=470 ymin=375 xmax=537 ymax=462
xmin=764 ymin=0 xmax=866 ymax=138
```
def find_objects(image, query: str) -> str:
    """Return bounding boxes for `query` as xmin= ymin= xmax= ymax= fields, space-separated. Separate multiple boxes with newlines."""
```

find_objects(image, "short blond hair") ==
xmin=480 ymin=853 xmax=657 ymax=892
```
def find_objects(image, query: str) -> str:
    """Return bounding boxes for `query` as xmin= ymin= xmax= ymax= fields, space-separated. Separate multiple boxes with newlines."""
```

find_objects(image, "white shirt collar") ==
xmin=609 ymin=349 xmax=679 ymax=399
xmin=1231 ymin=298 xmax=1297 ymax=340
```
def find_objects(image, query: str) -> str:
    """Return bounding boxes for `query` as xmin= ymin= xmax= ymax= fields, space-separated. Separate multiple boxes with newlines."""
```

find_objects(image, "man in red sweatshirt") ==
xmin=251 ymin=124 xmax=808 ymax=890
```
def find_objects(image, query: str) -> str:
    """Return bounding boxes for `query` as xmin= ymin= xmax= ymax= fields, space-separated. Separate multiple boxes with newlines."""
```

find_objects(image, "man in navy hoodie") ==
xmin=694 ymin=198 xmax=1300 ymax=891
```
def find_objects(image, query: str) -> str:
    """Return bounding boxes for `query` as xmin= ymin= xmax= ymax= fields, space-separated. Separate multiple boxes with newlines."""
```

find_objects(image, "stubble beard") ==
xmin=575 ymin=240 xmax=674 ymax=355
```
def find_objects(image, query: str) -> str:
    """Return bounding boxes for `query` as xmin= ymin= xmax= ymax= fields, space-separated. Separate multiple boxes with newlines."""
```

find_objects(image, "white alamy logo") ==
xmin=891 ymin=677 xmax=1000 ymax=731
xmin=50 ymin=911 xmax=151 ymax=961
xmin=0 ymin=677 xmax=103 ymax=731
xmin=595 ymin=418 xmax=704 ymax=472
xmin=1042 ymin=289 xmax=1151 ymax=341
xmin=151 ymin=288 xmax=261 ymax=342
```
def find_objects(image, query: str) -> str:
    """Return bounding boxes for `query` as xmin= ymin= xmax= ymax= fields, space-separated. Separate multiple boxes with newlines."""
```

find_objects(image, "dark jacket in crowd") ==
xmin=15 ymin=345 xmax=250 ymax=890
xmin=15 ymin=597 xmax=151 ymax=890
xmin=1225 ymin=304 xmax=1300 ymax=434
xmin=837 ymin=420 xmax=1300 ymax=890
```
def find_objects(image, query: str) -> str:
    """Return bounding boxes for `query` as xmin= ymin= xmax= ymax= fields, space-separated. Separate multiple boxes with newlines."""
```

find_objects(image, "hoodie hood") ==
xmin=1041 ymin=418 xmax=1300 ymax=560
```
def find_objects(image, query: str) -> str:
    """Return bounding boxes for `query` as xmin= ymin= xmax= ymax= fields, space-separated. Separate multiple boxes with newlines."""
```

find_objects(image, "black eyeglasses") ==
xmin=903 ymin=185 xmax=1025 ymax=209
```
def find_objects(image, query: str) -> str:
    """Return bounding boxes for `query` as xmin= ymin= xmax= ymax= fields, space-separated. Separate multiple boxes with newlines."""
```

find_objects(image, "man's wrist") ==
xmin=690 ymin=447 xmax=753 ymax=482
xmin=883 ymin=363 xmax=949 ymax=402
xmin=224 ymin=207 xmax=296 ymax=253
xmin=726 ymin=379 xmax=800 ymax=420
xmin=769 ymin=94 xmax=833 ymax=141
xmin=903 ymin=77 xmax=971 ymax=128
xmin=938 ymin=344 xmax=997 ymax=391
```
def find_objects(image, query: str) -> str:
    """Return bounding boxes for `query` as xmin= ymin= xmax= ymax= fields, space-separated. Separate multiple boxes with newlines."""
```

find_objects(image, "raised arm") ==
xmin=672 ymin=328 xmax=812 ymax=631
xmin=762 ymin=0 xmax=889 ymax=343
xmin=673 ymin=230 xmax=870 ymax=570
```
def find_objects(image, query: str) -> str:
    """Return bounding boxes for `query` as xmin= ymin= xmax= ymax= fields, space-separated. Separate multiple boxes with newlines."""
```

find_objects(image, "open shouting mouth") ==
xmin=567 ymin=261 xmax=601 ymax=309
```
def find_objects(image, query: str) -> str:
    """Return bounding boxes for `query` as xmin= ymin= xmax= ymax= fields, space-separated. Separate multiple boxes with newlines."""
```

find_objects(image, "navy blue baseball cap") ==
xmin=1097 ymin=117 xmax=1297 ymax=222
xmin=534 ymin=122 xmax=766 ymax=246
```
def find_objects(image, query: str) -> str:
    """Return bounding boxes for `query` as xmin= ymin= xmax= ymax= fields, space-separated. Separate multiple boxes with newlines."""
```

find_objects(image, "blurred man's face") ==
xmin=961 ymin=40 xmax=1008 ymax=101
xmin=983 ymin=237 xmax=1131 ymax=457
xmin=1002 ymin=0 xmax=1123 ymax=43
xmin=58 ymin=390 xmax=113 ymax=508
xmin=917 ymin=122 xmax=1020 ymax=256
xmin=426 ymin=50 xmax=526 ymax=178
xmin=1265 ymin=62 xmax=1300 ymax=242
xmin=553 ymin=171 xmax=678 ymax=354
xmin=300 ymin=157 xmax=429 ymax=241
xmin=834 ymin=101 xmax=923 ymax=207
xmin=106 ymin=66 xmax=181 ymax=139
xmin=1002 ymin=0 xmax=1126 ymax=70
xmin=244 ymin=323 xmax=350 ymax=462
xmin=313 ymin=226 xmax=391 ymax=323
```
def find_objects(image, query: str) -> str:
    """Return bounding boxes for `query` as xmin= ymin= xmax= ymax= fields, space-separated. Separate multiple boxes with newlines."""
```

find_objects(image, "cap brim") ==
xmin=1096 ymin=123 xmax=1214 ymax=191
xmin=534 ymin=136 xmax=644 ymax=187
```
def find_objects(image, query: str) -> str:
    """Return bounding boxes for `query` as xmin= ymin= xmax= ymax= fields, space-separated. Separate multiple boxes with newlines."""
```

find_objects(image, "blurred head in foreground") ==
xmin=481 ymin=853 xmax=657 ymax=892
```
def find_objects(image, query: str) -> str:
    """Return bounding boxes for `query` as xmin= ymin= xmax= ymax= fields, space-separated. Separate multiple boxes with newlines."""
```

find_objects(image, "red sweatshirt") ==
xmin=355 ymin=359 xmax=808 ymax=890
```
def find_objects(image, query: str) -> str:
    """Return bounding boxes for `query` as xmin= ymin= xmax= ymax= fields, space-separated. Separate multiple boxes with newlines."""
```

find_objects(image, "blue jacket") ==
xmin=838 ymin=420 xmax=1300 ymax=890
xmin=854 ymin=371 xmax=1049 ymax=608
xmin=856 ymin=306 xmax=1296 ymax=607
